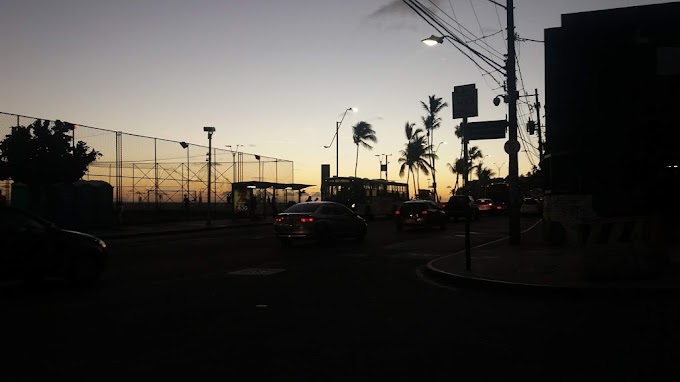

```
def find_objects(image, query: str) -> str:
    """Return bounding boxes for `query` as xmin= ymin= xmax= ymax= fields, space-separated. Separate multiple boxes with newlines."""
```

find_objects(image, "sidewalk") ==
xmin=425 ymin=221 xmax=680 ymax=293
xmin=90 ymin=216 xmax=274 ymax=240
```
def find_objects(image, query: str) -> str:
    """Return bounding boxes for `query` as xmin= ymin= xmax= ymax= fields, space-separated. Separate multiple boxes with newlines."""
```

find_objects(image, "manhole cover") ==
xmin=228 ymin=268 xmax=286 ymax=276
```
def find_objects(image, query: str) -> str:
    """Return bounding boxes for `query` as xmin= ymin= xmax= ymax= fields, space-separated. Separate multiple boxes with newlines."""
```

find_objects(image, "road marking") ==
xmin=228 ymin=268 xmax=286 ymax=276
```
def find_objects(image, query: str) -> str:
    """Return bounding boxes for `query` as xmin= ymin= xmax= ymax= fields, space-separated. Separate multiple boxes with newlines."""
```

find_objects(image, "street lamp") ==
xmin=323 ymin=107 xmax=357 ymax=177
xmin=420 ymin=0 xmax=521 ymax=244
xmin=204 ymin=127 xmax=215 ymax=225
xmin=226 ymin=144 xmax=244 ymax=184
xmin=180 ymin=142 xmax=190 ymax=200
xmin=421 ymin=35 xmax=445 ymax=46
xmin=494 ymin=162 xmax=507 ymax=178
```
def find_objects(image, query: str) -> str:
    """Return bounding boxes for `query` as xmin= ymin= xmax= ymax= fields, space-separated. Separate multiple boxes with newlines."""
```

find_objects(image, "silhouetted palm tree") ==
xmin=399 ymin=134 xmax=435 ymax=197
xmin=421 ymin=95 xmax=448 ymax=201
xmin=352 ymin=121 xmax=377 ymax=177
xmin=448 ymin=146 xmax=484 ymax=194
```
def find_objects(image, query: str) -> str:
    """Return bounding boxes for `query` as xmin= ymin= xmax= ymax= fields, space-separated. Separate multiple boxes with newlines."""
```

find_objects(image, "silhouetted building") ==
xmin=543 ymin=2 xmax=680 ymax=218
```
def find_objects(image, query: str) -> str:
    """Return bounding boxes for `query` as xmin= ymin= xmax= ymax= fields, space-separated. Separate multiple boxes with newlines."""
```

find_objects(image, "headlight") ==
xmin=97 ymin=239 xmax=107 ymax=249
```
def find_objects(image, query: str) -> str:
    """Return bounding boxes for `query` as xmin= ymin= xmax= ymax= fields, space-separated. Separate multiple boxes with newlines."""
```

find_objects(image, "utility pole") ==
xmin=204 ymin=127 xmax=215 ymax=226
xmin=336 ymin=121 xmax=340 ymax=178
xmin=506 ymin=0 xmax=521 ymax=245
xmin=535 ymin=88 xmax=543 ymax=162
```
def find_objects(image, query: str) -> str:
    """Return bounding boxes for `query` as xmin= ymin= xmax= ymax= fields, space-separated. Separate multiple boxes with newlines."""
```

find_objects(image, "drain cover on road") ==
xmin=228 ymin=268 xmax=286 ymax=276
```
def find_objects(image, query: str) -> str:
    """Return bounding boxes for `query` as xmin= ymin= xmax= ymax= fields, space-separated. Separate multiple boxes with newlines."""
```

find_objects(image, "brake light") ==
xmin=488 ymin=203 xmax=493 ymax=206
xmin=275 ymin=217 xmax=283 ymax=223
xmin=300 ymin=216 xmax=315 ymax=223
xmin=421 ymin=210 xmax=428 ymax=215
xmin=395 ymin=210 xmax=401 ymax=215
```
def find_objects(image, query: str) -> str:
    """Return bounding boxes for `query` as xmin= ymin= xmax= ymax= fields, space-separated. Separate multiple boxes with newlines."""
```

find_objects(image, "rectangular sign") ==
xmin=380 ymin=164 xmax=387 ymax=172
xmin=466 ymin=120 xmax=507 ymax=140
xmin=452 ymin=84 xmax=478 ymax=119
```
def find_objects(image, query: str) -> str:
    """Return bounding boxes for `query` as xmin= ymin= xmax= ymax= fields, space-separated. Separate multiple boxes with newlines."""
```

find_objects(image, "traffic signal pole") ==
xmin=506 ymin=0 xmax=521 ymax=245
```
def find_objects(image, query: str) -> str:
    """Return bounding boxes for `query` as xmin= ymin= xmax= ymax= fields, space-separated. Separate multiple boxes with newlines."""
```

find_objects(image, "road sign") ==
xmin=452 ymin=84 xmax=478 ymax=119
xmin=466 ymin=120 xmax=507 ymax=140
xmin=504 ymin=140 xmax=520 ymax=154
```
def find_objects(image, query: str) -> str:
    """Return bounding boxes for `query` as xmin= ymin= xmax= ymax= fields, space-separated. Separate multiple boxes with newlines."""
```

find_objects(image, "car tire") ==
xmin=68 ymin=255 xmax=100 ymax=287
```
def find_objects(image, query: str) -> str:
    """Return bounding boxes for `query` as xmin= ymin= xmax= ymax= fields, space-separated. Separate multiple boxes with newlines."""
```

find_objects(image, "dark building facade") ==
xmin=544 ymin=2 xmax=680 ymax=218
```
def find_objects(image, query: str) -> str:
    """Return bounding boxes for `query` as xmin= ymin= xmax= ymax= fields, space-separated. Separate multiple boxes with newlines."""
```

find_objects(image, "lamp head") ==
xmin=350 ymin=107 xmax=358 ymax=112
xmin=421 ymin=35 xmax=445 ymax=46
xmin=203 ymin=126 xmax=216 ymax=132
xmin=179 ymin=142 xmax=189 ymax=149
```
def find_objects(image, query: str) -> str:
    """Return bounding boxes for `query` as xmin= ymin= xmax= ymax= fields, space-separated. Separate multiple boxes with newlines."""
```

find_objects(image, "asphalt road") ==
xmin=4 ymin=215 xmax=679 ymax=381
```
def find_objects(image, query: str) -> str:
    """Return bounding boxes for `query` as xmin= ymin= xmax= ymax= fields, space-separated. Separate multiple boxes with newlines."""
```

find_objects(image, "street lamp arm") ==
xmin=324 ymin=130 xmax=338 ymax=148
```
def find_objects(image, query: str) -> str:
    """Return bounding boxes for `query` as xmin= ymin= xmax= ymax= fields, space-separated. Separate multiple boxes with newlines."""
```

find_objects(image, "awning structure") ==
xmin=231 ymin=181 xmax=314 ymax=191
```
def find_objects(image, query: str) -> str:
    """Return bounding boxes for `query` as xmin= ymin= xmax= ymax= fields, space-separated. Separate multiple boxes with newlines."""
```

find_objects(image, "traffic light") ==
xmin=527 ymin=120 xmax=536 ymax=135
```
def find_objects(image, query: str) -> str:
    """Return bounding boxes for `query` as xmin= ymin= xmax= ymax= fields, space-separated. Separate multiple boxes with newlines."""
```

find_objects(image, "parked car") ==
xmin=520 ymin=198 xmax=543 ymax=216
xmin=273 ymin=201 xmax=367 ymax=246
xmin=394 ymin=200 xmax=447 ymax=231
xmin=0 ymin=205 xmax=108 ymax=286
xmin=475 ymin=198 xmax=497 ymax=215
xmin=444 ymin=195 xmax=479 ymax=221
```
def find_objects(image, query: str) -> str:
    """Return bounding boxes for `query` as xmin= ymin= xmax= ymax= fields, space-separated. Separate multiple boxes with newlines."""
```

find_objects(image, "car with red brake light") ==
xmin=394 ymin=200 xmax=447 ymax=231
xmin=273 ymin=201 xmax=367 ymax=246
xmin=475 ymin=198 xmax=496 ymax=215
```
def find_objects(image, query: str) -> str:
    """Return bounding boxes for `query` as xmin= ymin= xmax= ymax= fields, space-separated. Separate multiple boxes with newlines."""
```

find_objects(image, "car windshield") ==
xmin=284 ymin=203 xmax=321 ymax=213
xmin=399 ymin=202 xmax=428 ymax=213
xmin=449 ymin=197 xmax=469 ymax=205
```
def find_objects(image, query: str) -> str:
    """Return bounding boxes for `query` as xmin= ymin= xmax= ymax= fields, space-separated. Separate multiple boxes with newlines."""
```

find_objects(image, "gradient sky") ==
xmin=0 ymin=0 xmax=669 ymax=196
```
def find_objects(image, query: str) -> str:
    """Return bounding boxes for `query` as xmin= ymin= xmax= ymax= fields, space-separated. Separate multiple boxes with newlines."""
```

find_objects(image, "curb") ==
xmin=423 ymin=222 xmax=680 ymax=296
xmin=95 ymin=221 xmax=272 ymax=240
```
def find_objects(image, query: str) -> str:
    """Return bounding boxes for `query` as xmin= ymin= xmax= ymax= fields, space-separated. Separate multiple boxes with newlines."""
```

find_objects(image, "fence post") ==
xmin=154 ymin=138 xmax=158 ymax=209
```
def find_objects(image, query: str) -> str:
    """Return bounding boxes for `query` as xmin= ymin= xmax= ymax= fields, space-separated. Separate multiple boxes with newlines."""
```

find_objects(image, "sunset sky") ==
xmin=0 ymin=0 xmax=668 ymax=197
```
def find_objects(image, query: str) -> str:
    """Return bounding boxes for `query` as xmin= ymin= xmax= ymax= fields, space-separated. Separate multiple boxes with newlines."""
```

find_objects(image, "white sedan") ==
xmin=520 ymin=198 xmax=542 ymax=216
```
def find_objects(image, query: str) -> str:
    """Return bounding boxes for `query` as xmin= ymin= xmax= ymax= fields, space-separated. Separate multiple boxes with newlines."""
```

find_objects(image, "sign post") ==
xmin=452 ymin=84 xmax=478 ymax=271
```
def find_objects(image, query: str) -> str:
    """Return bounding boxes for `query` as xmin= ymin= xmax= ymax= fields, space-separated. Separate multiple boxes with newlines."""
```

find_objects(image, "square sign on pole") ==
xmin=452 ymin=84 xmax=478 ymax=119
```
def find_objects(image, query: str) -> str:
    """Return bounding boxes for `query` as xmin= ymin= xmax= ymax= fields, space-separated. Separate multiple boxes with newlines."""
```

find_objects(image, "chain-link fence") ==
xmin=0 ymin=112 xmax=294 ymax=213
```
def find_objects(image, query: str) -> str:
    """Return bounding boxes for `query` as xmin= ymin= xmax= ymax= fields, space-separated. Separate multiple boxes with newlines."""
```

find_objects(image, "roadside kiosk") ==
xmin=231 ymin=181 xmax=314 ymax=219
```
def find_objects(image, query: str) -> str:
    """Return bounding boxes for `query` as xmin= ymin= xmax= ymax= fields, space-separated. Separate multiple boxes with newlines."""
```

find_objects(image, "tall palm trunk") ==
xmin=406 ymin=171 xmax=411 ymax=198
xmin=411 ymin=170 xmax=417 ymax=199
xmin=354 ymin=144 xmax=359 ymax=177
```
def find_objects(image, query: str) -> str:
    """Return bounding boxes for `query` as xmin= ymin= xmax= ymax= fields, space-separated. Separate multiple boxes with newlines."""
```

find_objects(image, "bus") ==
xmin=321 ymin=177 xmax=409 ymax=219
xmin=485 ymin=182 xmax=510 ymax=213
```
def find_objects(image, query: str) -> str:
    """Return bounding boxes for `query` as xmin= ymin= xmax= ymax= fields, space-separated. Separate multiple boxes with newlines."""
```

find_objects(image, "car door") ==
xmin=328 ymin=204 xmax=355 ymax=237
xmin=0 ymin=208 xmax=56 ymax=280
xmin=429 ymin=201 xmax=446 ymax=224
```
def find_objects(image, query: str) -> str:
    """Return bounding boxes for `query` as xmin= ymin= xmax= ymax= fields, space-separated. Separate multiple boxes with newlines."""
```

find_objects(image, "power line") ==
xmin=517 ymin=36 xmax=544 ymax=43
xmin=465 ymin=29 xmax=505 ymax=44
xmin=426 ymin=0 xmax=506 ymax=61
xmin=411 ymin=0 xmax=507 ymax=75
xmin=494 ymin=2 xmax=506 ymax=44
xmin=404 ymin=0 xmax=506 ymax=82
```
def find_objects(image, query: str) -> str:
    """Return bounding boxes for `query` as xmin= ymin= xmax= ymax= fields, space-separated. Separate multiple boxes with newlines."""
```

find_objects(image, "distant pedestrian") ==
xmin=271 ymin=196 xmax=278 ymax=216
xmin=306 ymin=196 xmax=312 ymax=202
xmin=183 ymin=194 xmax=190 ymax=210
xmin=0 ymin=189 xmax=6 ymax=206
xmin=249 ymin=194 xmax=257 ymax=218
